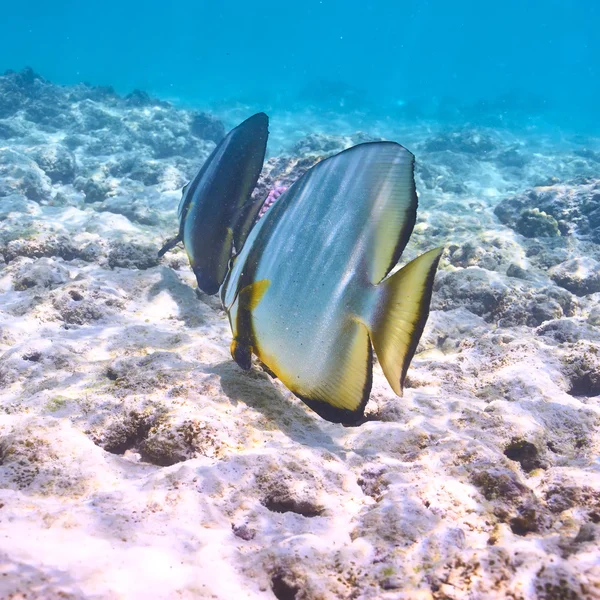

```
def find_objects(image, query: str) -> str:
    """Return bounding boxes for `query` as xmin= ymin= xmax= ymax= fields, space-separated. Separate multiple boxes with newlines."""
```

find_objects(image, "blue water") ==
xmin=2 ymin=0 xmax=598 ymax=132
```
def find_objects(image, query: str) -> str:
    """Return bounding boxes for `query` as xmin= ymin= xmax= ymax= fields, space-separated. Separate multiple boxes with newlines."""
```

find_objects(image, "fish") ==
xmin=220 ymin=141 xmax=443 ymax=426
xmin=159 ymin=112 xmax=269 ymax=295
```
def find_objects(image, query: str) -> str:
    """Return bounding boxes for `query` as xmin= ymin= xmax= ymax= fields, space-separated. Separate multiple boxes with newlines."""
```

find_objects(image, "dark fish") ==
xmin=159 ymin=112 xmax=269 ymax=294
xmin=221 ymin=142 xmax=443 ymax=426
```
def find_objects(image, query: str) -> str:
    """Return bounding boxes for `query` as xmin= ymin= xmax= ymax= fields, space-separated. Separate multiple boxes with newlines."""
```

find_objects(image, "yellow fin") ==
xmin=369 ymin=247 xmax=443 ymax=395
xmin=267 ymin=320 xmax=371 ymax=426
xmin=238 ymin=279 xmax=271 ymax=311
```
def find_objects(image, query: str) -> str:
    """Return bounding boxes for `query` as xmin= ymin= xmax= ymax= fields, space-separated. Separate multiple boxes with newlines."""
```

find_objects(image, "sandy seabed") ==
xmin=0 ymin=69 xmax=599 ymax=599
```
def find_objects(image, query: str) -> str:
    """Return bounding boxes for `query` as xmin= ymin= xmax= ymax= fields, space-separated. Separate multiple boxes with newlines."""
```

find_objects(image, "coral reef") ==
xmin=0 ymin=69 xmax=599 ymax=599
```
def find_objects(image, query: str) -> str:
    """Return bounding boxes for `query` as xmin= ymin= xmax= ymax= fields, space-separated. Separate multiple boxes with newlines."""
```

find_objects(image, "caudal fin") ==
xmin=369 ymin=247 xmax=443 ymax=395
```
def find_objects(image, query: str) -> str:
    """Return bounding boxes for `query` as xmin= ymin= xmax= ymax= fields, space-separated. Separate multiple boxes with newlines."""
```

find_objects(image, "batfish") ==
xmin=220 ymin=141 xmax=443 ymax=425
xmin=159 ymin=112 xmax=269 ymax=294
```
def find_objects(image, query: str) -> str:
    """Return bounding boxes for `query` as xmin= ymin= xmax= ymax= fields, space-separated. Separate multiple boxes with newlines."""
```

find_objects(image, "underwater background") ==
xmin=1 ymin=1 xmax=600 ymax=599
xmin=2 ymin=0 xmax=599 ymax=133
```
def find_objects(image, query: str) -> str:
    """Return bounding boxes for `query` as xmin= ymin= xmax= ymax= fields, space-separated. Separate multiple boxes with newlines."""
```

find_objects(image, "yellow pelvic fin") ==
xmin=369 ymin=247 xmax=443 ymax=395
xmin=230 ymin=339 xmax=253 ymax=370
xmin=238 ymin=279 xmax=271 ymax=311
xmin=230 ymin=279 xmax=270 ymax=370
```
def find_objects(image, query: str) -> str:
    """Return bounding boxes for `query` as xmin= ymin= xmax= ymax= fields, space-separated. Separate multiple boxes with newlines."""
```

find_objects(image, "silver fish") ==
xmin=221 ymin=141 xmax=443 ymax=425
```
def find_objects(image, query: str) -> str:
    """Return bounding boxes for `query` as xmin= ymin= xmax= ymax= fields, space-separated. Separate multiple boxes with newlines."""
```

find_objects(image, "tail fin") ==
xmin=368 ymin=247 xmax=443 ymax=395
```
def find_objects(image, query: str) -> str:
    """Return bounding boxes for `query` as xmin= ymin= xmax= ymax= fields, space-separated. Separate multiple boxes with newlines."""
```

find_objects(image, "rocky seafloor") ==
xmin=0 ymin=68 xmax=599 ymax=599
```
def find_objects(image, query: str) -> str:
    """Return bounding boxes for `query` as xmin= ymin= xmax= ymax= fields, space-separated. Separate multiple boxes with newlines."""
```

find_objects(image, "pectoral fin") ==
xmin=238 ymin=279 xmax=271 ymax=311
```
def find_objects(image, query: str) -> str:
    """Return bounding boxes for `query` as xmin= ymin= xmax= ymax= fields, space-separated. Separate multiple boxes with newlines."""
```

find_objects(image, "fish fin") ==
xmin=368 ymin=247 xmax=443 ymax=395
xmin=288 ymin=321 xmax=372 ymax=426
xmin=158 ymin=234 xmax=183 ymax=257
xmin=238 ymin=279 xmax=271 ymax=311
xmin=159 ymin=183 xmax=189 ymax=258
xmin=231 ymin=197 xmax=265 ymax=252
xmin=364 ymin=144 xmax=418 ymax=284
xmin=177 ymin=181 xmax=191 ymax=221
xmin=231 ymin=339 xmax=252 ymax=370
xmin=258 ymin=360 xmax=278 ymax=379
xmin=230 ymin=279 xmax=271 ymax=369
